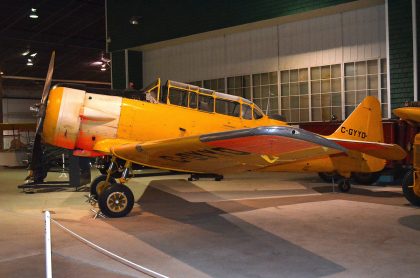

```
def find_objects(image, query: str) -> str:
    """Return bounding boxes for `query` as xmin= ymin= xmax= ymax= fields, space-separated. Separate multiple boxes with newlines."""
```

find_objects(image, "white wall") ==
xmin=143 ymin=5 xmax=386 ymax=85
xmin=2 ymin=99 xmax=37 ymax=123
xmin=2 ymin=99 xmax=37 ymax=149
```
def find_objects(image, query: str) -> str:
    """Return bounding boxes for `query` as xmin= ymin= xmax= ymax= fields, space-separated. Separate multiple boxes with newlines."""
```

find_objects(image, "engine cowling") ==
xmin=43 ymin=86 xmax=122 ymax=153
xmin=43 ymin=86 xmax=85 ymax=149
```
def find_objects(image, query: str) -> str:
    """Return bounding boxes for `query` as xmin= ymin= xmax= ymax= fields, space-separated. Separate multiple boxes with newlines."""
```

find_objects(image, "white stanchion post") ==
xmin=44 ymin=211 xmax=52 ymax=278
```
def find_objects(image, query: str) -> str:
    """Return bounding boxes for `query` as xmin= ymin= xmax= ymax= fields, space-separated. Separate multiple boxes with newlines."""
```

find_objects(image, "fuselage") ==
xmin=42 ymin=84 xmax=285 ymax=155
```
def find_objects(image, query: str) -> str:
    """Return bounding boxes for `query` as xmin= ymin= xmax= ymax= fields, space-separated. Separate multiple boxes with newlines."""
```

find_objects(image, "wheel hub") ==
xmin=106 ymin=191 xmax=127 ymax=213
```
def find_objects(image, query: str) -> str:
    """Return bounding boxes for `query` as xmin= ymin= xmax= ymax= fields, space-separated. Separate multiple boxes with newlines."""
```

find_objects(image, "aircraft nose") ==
xmin=42 ymin=87 xmax=64 ymax=145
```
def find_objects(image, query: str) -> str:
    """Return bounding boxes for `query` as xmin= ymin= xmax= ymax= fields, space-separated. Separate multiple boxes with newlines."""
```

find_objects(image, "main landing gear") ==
xmin=89 ymin=157 xmax=135 ymax=218
xmin=318 ymin=171 xmax=352 ymax=193
xmin=337 ymin=179 xmax=351 ymax=192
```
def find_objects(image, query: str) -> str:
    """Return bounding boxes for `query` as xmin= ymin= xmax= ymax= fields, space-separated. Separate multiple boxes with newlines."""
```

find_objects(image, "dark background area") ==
xmin=0 ymin=0 xmax=109 ymax=88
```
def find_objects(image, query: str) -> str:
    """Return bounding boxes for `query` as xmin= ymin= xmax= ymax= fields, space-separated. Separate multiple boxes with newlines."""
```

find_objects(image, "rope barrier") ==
xmin=51 ymin=218 xmax=169 ymax=278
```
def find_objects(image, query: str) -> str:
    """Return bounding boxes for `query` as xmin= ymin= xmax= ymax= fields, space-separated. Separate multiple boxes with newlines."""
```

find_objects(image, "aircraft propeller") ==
xmin=27 ymin=51 xmax=55 ymax=181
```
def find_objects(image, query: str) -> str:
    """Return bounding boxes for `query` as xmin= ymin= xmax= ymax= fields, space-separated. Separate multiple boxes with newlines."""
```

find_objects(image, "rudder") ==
xmin=330 ymin=96 xmax=384 ymax=143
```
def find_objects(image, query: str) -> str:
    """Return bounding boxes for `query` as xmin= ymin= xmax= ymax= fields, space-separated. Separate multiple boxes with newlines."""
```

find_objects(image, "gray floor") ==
xmin=0 ymin=167 xmax=419 ymax=277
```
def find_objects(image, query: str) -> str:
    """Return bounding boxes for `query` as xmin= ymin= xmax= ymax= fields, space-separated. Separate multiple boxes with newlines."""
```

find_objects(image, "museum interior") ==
xmin=0 ymin=0 xmax=419 ymax=277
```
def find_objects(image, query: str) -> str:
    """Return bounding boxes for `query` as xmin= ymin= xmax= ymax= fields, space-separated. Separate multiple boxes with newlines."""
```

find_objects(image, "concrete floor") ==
xmin=0 ymin=167 xmax=419 ymax=278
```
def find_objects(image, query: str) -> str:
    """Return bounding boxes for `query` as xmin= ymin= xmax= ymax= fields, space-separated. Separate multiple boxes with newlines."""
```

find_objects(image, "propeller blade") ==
xmin=40 ymin=51 xmax=55 ymax=105
xmin=28 ymin=51 xmax=55 ymax=176
xmin=34 ymin=51 xmax=55 ymax=135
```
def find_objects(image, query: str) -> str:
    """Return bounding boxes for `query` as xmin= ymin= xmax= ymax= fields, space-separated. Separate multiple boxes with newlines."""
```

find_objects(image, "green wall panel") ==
xmin=107 ymin=0 xmax=356 ymax=51
xmin=127 ymin=50 xmax=143 ymax=89
xmin=111 ymin=50 xmax=126 ymax=89
xmin=388 ymin=0 xmax=414 ymax=108
xmin=417 ymin=0 xmax=419 ymax=100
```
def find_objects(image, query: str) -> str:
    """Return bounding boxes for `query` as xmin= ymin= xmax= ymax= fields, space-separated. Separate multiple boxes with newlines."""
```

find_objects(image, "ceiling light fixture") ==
xmin=29 ymin=8 xmax=39 ymax=19
xmin=92 ymin=53 xmax=111 ymax=71
xmin=91 ymin=61 xmax=103 ymax=66
xmin=26 ymin=60 xmax=34 ymax=66
xmin=0 ymin=71 xmax=4 ymax=75
xmin=22 ymin=50 xmax=30 ymax=56
xmin=129 ymin=16 xmax=141 ymax=25
xmin=30 ymin=52 xmax=37 ymax=57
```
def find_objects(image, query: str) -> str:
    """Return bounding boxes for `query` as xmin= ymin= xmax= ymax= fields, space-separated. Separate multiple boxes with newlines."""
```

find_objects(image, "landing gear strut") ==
xmin=89 ymin=158 xmax=135 ymax=218
xmin=331 ymin=172 xmax=352 ymax=193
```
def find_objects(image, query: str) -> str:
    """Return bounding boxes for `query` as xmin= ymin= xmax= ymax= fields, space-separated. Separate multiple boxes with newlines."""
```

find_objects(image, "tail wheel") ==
xmin=352 ymin=172 xmax=381 ymax=185
xmin=338 ymin=179 xmax=351 ymax=193
xmin=90 ymin=175 xmax=116 ymax=199
xmin=98 ymin=184 xmax=134 ymax=218
xmin=402 ymin=170 xmax=420 ymax=206
xmin=318 ymin=172 xmax=343 ymax=183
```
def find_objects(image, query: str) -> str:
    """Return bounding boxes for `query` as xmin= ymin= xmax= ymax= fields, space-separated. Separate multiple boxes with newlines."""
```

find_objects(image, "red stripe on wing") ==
xmin=334 ymin=140 xmax=384 ymax=151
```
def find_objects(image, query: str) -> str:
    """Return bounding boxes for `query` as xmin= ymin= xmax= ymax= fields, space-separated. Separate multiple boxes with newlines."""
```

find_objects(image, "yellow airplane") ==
xmin=31 ymin=53 xmax=406 ymax=217
xmin=393 ymin=105 xmax=420 ymax=206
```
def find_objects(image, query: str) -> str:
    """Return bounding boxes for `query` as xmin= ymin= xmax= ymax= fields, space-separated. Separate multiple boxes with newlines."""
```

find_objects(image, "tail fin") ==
xmin=330 ymin=96 xmax=384 ymax=143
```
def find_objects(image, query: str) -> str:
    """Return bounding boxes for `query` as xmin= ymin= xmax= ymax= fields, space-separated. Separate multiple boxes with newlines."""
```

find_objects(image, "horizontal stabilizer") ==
xmin=330 ymin=138 xmax=406 ymax=160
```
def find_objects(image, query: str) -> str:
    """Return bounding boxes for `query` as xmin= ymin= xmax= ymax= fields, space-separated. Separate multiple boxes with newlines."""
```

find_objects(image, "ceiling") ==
xmin=0 ymin=0 xmax=110 ymax=89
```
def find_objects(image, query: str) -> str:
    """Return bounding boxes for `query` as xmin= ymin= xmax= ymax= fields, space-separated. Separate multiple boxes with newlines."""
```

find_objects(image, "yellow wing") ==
xmin=94 ymin=126 xmax=347 ymax=174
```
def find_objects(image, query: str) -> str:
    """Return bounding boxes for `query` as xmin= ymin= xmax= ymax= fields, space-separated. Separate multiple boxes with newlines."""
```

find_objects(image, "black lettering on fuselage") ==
xmin=340 ymin=126 xmax=367 ymax=139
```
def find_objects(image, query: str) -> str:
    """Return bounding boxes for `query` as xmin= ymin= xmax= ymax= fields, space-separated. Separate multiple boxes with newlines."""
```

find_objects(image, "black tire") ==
xmin=338 ymin=179 xmax=351 ymax=193
xmin=90 ymin=175 xmax=116 ymax=199
xmin=402 ymin=170 xmax=420 ymax=206
xmin=318 ymin=172 xmax=343 ymax=183
xmin=352 ymin=172 xmax=381 ymax=185
xmin=98 ymin=184 xmax=134 ymax=218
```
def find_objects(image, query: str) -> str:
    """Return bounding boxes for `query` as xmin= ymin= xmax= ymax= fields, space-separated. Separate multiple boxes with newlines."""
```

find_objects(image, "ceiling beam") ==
xmin=2 ymin=75 xmax=111 ymax=86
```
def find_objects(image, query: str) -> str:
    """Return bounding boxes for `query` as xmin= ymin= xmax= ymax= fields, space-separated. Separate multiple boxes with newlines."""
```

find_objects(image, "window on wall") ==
xmin=227 ymin=75 xmax=251 ymax=100
xmin=344 ymin=60 xmax=382 ymax=117
xmin=184 ymin=58 xmax=389 ymax=122
xmin=280 ymin=68 xmax=309 ymax=122
xmin=188 ymin=81 xmax=203 ymax=87
xmin=203 ymin=78 xmax=225 ymax=93
xmin=311 ymin=64 xmax=342 ymax=121
xmin=252 ymin=72 xmax=278 ymax=115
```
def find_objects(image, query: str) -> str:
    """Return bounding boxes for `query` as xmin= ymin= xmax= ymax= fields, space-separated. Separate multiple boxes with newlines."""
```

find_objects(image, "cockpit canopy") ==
xmin=143 ymin=79 xmax=265 ymax=120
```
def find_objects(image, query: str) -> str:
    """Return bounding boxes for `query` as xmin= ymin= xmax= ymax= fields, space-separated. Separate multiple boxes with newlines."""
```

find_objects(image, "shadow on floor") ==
xmin=104 ymin=181 xmax=345 ymax=278
xmin=312 ymin=186 xmax=403 ymax=198
xmin=399 ymin=215 xmax=420 ymax=231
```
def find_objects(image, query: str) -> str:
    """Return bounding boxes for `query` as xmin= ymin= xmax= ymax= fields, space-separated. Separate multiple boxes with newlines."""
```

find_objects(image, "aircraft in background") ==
xmin=30 ymin=53 xmax=406 ymax=217
xmin=393 ymin=104 xmax=420 ymax=206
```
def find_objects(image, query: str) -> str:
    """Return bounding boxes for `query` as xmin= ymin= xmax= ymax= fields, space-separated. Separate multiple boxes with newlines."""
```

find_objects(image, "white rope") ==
xmin=51 ymin=219 xmax=169 ymax=278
